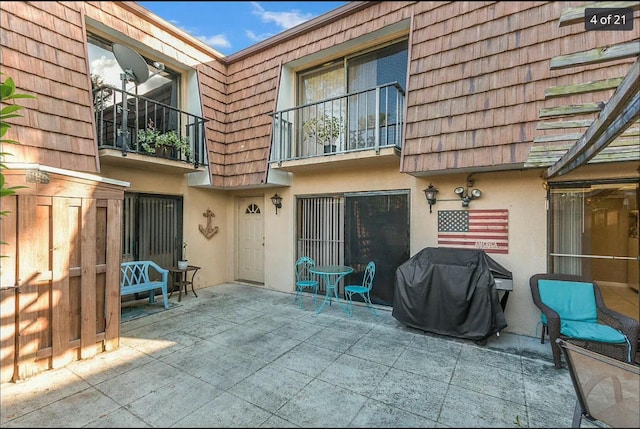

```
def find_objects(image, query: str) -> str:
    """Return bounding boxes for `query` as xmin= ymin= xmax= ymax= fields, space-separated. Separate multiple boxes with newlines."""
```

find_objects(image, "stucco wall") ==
xmin=101 ymin=165 xmax=230 ymax=291
xmin=258 ymin=163 xmax=547 ymax=337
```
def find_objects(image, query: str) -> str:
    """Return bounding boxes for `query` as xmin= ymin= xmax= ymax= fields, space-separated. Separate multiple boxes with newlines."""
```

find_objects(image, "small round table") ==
xmin=309 ymin=265 xmax=354 ymax=314
xmin=169 ymin=265 xmax=200 ymax=302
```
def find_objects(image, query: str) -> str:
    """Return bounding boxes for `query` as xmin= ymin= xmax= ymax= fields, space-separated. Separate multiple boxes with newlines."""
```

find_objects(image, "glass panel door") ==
xmin=549 ymin=181 xmax=639 ymax=319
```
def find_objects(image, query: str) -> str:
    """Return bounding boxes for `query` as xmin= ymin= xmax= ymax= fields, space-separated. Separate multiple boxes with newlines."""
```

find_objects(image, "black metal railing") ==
xmin=93 ymin=86 xmax=207 ymax=168
xmin=269 ymin=82 xmax=405 ymax=164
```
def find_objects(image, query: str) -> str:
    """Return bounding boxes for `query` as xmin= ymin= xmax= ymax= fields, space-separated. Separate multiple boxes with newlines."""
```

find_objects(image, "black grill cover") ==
xmin=392 ymin=247 xmax=510 ymax=341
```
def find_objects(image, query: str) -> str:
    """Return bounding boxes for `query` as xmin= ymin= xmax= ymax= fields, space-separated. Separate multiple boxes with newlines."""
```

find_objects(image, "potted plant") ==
xmin=161 ymin=130 xmax=192 ymax=162
xmin=303 ymin=113 xmax=344 ymax=153
xmin=137 ymin=124 xmax=191 ymax=162
xmin=138 ymin=127 xmax=160 ymax=154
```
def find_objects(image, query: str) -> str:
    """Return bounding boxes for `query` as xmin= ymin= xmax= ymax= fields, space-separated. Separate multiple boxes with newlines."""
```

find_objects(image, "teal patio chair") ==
xmin=294 ymin=256 xmax=319 ymax=309
xmin=345 ymin=261 xmax=377 ymax=317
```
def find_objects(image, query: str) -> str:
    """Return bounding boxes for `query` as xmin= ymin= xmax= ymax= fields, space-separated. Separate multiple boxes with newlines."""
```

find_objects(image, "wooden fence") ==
xmin=0 ymin=168 xmax=126 ymax=383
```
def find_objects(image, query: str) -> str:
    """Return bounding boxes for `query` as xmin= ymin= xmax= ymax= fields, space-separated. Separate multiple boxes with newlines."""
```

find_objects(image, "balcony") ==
xmin=269 ymin=82 xmax=404 ymax=172
xmin=94 ymin=86 xmax=207 ymax=173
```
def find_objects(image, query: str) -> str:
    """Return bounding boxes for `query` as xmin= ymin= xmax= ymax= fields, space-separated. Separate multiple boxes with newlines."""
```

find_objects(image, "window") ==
xmin=296 ymin=40 xmax=408 ymax=153
xmin=87 ymin=34 xmax=180 ymax=110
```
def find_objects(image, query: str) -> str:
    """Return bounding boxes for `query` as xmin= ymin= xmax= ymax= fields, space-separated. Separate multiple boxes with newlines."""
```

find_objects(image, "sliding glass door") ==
xmin=549 ymin=180 xmax=639 ymax=293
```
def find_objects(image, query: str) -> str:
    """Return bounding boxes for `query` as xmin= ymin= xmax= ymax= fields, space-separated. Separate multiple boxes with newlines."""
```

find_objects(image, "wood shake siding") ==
xmin=0 ymin=1 xmax=97 ymax=173
xmin=400 ymin=1 xmax=638 ymax=174
xmin=1 ymin=1 xmax=636 ymax=187
xmin=223 ymin=1 xmax=413 ymax=187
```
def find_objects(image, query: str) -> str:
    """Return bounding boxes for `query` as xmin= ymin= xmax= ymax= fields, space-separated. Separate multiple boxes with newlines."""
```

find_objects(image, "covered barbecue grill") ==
xmin=392 ymin=247 xmax=511 ymax=341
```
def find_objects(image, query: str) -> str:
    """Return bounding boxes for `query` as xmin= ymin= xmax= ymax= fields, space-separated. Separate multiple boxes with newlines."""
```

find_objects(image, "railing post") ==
xmin=119 ymin=73 xmax=129 ymax=156
xmin=374 ymin=86 xmax=380 ymax=154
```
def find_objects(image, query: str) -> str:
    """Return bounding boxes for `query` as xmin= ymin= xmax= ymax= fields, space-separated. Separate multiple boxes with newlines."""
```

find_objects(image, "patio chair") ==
xmin=530 ymin=273 xmax=639 ymax=368
xmin=344 ymin=261 xmax=377 ymax=317
xmin=294 ymin=256 xmax=319 ymax=309
xmin=557 ymin=339 xmax=640 ymax=428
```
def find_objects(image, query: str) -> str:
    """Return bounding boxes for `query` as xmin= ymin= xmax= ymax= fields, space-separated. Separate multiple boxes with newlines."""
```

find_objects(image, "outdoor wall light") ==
xmin=423 ymin=184 xmax=439 ymax=213
xmin=454 ymin=184 xmax=482 ymax=207
xmin=271 ymin=193 xmax=283 ymax=214
xmin=424 ymin=177 xmax=482 ymax=212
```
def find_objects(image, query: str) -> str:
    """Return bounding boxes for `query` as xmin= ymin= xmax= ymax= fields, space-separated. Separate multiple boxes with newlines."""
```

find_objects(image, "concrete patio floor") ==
xmin=1 ymin=282 xmax=589 ymax=427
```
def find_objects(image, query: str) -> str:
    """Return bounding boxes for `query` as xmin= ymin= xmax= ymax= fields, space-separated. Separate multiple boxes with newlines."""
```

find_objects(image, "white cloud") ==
xmin=160 ymin=16 xmax=231 ymax=51
xmin=196 ymin=34 xmax=232 ymax=49
xmin=250 ymin=1 xmax=314 ymax=30
xmin=245 ymin=30 xmax=275 ymax=43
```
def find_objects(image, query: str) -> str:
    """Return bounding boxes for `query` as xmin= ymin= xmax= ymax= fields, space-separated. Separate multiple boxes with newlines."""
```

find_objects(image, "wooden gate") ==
xmin=0 ymin=168 xmax=126 ymax=383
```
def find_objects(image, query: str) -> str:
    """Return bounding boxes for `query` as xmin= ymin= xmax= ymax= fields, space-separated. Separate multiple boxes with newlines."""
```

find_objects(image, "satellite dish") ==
xmin=112 ymin=43 xmax=149 ymax=84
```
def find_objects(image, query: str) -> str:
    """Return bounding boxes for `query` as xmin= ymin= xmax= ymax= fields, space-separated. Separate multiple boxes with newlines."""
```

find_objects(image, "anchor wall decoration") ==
xmin=199 ymin=209 xmax=219 ymax=239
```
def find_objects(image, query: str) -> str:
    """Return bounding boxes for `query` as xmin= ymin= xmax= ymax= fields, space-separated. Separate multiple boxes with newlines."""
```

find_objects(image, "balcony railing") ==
xmin=93 ymin=86 xmax=207 ymax=168
xmin=269 ymin=82 xmax=405 ymax=165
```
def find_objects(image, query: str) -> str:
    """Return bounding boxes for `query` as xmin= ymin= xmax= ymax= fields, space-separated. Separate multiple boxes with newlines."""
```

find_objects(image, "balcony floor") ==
xmin=271 ymin=146 xmax=401 ymax=173
xmin=99 ymin=148 xmax=205 ymax=174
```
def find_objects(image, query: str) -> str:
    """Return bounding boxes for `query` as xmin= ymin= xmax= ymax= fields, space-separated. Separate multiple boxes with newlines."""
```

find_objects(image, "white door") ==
xmin=237 ymin=197 xmax=265 ymax=283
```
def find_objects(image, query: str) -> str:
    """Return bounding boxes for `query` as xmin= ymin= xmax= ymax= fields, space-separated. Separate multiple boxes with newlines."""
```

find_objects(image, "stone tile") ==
xmin=370 ymin=367 xmax=449 ymax=420
xmin=306 ymin=325 xmax=367 ymax=353
xmin=207 ymin=324 xmax=270 ymax=348
xmin=273 ymin=319 xmax=325 ymax=341
xmin=235 ymin=332 xmax=302 ymax=362
xmin=317 ymin=353 xmax=390 ymax=396
xmin=346 ymin=330 xmax=411 ymax=366
xmin=228 ymin=363 xmax=313 ymax=412
xmin=159 ymin=339 xmax=232 ymax=370
xmin=393 ymin=342 xmax=459 ymax=383
xmin=173 ymin=391 xmax=272 ymax=428
xmin=65 ymin=344 xmax=155 ymax=385
xmin=93 ymin=360 xmax=184 ymax=405
xmin=457 ymin=342 xmax=523 ymax=373
xmin=177 ymin=318 xmax=238 ymax=343
xmin=258 ymin=414 xmax=300 ymax=428
xmin=188 ymin=350 xmax=269 ymax=390
xmin=2 ymin=388 xmax=120 ymax=428
xmin=241 ymin=312 xmax=296 ymax=333
xmin=438 ymin=385 xmax=528 ymax=428
xmin=450 ymin=353 xmax=526 ymax=404
xmin=84 ymin=406 xmax=152 ymax=427
xmin=271 ymin=342 xmax=341 ymax=378
xmin=125 ymin=373 xmax=222 ymax=428
xmin=349 ymin=398 xmax=439 ymax=427
xmin=0 ymin=368 xmax=91 ymax=424
xmin=276 ymin=379 xmax=368 ymax=427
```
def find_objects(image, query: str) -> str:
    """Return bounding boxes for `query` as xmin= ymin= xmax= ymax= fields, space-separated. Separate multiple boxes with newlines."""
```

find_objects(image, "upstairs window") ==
xmin=87 ymin=33 xmax=180 ymax=111
xmin=297 ymin=39 xmax=408 ymax=152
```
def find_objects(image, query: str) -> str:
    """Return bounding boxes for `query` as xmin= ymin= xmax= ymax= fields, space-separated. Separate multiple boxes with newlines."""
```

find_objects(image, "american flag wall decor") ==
xmin=437 ymin=209 xmax=509 ymax=254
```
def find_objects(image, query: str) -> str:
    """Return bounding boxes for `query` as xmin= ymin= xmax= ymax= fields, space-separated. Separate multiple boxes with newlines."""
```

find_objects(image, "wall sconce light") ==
xmin=423 ymin=184 xmax=438 ymax=213
xmin=271 ymin=193 xmax=283 ymax=214
xmin=423 ymin=176 xmax=482 ymax=213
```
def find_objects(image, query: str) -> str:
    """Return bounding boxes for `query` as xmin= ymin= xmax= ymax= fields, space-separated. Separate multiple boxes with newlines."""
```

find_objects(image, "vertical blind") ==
xmin=297 ymin=196 xmax=345 ymax=294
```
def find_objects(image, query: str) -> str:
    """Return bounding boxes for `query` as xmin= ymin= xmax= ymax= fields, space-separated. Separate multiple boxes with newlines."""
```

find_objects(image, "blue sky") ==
xmin=138 ymin=1 xmax=348 ymax=55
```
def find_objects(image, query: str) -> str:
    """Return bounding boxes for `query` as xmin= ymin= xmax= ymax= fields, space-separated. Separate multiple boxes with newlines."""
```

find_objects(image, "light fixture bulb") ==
xmin=471 ymin=189 xmax=482 ymax=198
xmin=454 ymin=187 xmax=464 ymax=196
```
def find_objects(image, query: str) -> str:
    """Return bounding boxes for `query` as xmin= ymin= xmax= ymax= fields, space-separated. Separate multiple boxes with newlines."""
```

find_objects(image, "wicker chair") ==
xmin=530 ymin=273 xmax=639 ymax=369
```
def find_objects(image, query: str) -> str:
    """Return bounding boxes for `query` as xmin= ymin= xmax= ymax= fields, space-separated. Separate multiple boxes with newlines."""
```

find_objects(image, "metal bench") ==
xmin=120 ymin=260 xmax=169 ymax=309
